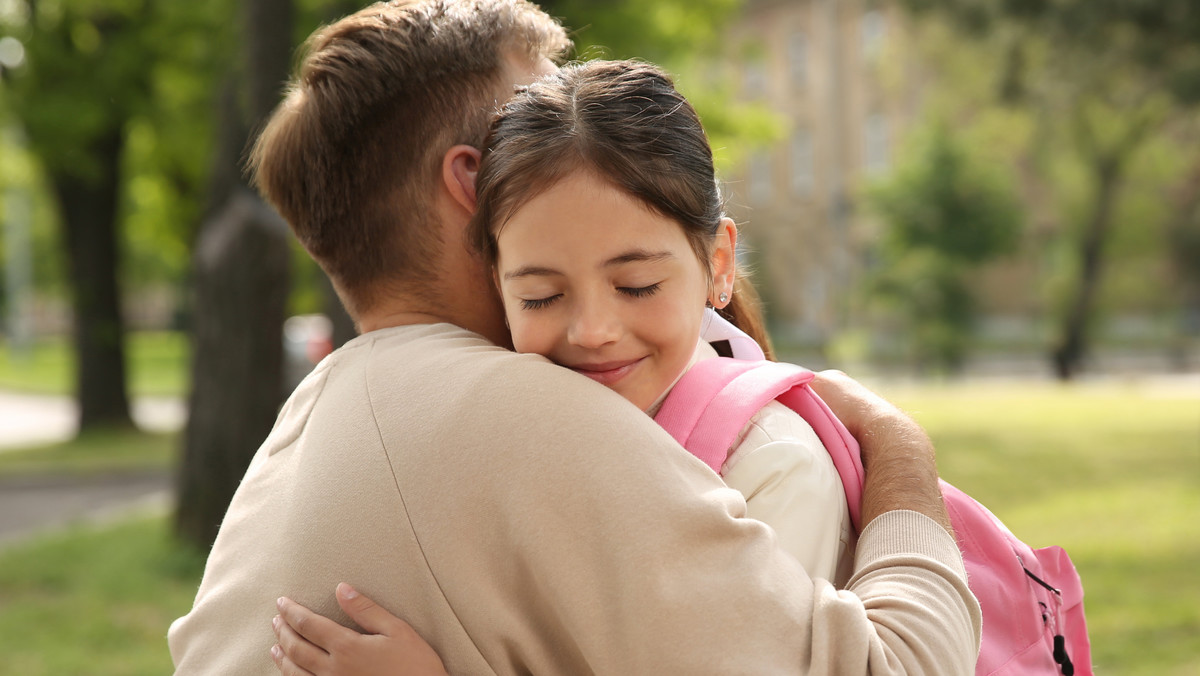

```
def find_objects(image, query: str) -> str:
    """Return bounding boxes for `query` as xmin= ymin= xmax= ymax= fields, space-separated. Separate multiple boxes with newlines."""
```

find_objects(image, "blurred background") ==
xmin=0 ymin=0 xmax=1196 ymax=673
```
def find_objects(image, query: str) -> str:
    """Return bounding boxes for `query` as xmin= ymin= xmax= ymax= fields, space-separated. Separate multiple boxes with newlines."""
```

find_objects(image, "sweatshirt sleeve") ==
xmin=382 ymin=345 xmax=982 ymax=675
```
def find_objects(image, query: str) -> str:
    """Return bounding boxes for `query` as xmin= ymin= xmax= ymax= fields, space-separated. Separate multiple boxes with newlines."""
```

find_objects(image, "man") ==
xmin=168 ymin=1 xmax=981 ymax=674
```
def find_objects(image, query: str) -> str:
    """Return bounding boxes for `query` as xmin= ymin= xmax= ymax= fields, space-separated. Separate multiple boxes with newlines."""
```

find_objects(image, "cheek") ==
xmin=507 ymin=312 xmax=557 ymax=356
xmin=640 ymin=295 xmax=704 ymax=356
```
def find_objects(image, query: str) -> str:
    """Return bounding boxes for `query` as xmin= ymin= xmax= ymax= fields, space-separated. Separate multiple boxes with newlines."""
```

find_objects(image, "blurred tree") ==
xmin=897 ymin=0 xmax=1200 ymax=378
xmin=867 ymin=123 xmax=1023 ymax=373
xmin=175 ymin=0 xmax=294 ymax=549
xmin=0 ymin=0 xmax=148 ymax=429
xmin=0 ymin=1 xmax=228 ymax=429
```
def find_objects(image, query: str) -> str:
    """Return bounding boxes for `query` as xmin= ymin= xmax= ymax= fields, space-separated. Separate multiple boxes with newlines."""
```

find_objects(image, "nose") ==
xmin=567 ymin=294 xmax=621 ymax=349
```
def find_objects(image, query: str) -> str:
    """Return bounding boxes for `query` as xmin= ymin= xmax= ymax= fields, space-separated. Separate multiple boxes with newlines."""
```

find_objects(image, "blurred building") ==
xmin=723 ymin=0 xmax=921 ymax=348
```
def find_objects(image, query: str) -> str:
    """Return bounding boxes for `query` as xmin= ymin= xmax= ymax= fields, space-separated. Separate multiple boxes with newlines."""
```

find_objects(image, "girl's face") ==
xmin=494 ymin=170 xmax=735 ymax=411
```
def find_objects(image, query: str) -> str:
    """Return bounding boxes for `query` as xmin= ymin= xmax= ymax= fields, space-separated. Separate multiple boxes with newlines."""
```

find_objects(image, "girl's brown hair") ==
xmin=470 ymin=59 xmax=775 ymax=360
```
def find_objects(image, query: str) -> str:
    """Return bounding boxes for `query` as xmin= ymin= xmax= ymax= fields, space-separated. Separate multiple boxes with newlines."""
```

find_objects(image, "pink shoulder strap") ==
xmin=655 ymin=358 xmax=865 ymax=532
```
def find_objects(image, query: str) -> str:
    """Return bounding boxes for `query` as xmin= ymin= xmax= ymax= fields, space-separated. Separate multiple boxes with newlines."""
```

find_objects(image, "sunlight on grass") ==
xmin=0 ymin=429 xmax=177 ymax=477
xmin=0 ymin=516 xmax=205 ymax=676
xmin=0 ymin=331 xmax=188 ymax=397
xmin=884 ymin=379 xmax=1200 ymax=675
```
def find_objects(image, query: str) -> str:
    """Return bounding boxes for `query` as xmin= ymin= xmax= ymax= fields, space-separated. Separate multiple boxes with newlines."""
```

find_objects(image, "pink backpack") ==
xmin=654 ymin=357 xmax=1093 ymax=675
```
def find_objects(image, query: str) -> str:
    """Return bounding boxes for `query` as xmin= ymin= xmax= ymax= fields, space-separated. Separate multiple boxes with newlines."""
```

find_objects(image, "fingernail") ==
xmin=338 ymin=582 xmax=359 ymax=600
xmin=271 ymin=644 xmax=282 ymax=660
xmin=276 ymin=597 xmax=284 ymax=610
xmin=272 ymin=615 xmax=280 ymax=631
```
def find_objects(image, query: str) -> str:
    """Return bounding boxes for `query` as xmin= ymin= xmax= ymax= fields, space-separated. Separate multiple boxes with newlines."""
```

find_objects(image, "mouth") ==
xmin=568 ymin=357 xmax=645 ymax=387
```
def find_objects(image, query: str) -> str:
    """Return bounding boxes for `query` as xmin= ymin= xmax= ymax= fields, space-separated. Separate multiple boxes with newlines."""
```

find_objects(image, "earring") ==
xmin=719 ymin=292 xmax=729 ymax=304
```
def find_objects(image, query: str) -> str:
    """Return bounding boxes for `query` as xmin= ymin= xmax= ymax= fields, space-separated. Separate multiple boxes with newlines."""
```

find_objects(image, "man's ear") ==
xmin=710 ymin=217 xmax=738 ymax=308
xmin=442 ymin=145 xmax=483 ymax=214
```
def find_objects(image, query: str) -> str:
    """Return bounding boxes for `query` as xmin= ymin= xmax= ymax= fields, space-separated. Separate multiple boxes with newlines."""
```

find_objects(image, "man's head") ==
xmin=249 ymin=0 xmax=569 ymax=322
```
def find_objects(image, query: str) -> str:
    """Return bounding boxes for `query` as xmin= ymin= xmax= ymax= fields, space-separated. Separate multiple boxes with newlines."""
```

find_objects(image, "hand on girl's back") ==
xmin=271 ymin=583 xmax=448 ymax=676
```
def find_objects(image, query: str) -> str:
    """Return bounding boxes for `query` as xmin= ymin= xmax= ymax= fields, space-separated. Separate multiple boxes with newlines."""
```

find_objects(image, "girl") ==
xmin=272 ymin=59 xmax=854 ymax=675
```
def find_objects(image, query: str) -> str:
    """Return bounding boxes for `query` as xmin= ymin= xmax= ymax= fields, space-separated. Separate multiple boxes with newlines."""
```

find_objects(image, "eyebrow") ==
xmin=503 ymin=265 xmax=561 ymax=281
xmin=502 ymin=249 xmax=677 ymax=281
xmin=605 ymin=249 xmax=676 ymax=267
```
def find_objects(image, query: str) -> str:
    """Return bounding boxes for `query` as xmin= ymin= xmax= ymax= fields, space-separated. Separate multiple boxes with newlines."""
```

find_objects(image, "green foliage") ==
xmin=866 ymin=123 xmax=1023 ymax=372
xmin=872 ymin=125 xmax=1022 ymax=262
xmin=543 ymin=0 xmax=742 ymax=64
xmin=899 ymin=0 xmax=1200 ymax=106
xmin=541 ymin=0 xmax=781 ymax=172
xmin=896 ymin=6 xmax=1200 ymax=376
xmin=0 ymin=0 xmax=235 ymax=300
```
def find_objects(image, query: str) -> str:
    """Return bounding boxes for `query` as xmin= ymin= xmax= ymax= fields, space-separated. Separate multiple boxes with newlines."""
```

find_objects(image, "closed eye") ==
xmin=520 ymin=295 xmax=562 ymax=310
xmin=618 ymin=283 xmax=661 ymax=299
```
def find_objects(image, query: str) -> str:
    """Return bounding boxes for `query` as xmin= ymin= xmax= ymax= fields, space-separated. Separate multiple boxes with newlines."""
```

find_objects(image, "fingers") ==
xmin=270 ymin=642 xmax=315 ymax=676
xmin=335 ymin=583 xmax=409 ymax=636
xmin=335 ymin=584 xmax=450 ymax=676
xmin=277 ymin=596 xmax=363 ymax=650
xmin=273 ymin=609 xmax=330 ymax=674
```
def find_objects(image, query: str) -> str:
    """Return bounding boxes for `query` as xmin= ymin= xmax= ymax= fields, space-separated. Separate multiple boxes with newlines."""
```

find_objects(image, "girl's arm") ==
xmin=721 ymin=400 xmax=854 ymax=586
xmin=271 ymin=583 xmax=448 ymax=676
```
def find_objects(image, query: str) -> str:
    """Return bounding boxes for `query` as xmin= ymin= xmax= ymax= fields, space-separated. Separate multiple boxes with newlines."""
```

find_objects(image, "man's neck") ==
xmin=356 ymin=309 xmax=448 ymax=335
xmin=357 ymin=302 xmax=511 ymax=348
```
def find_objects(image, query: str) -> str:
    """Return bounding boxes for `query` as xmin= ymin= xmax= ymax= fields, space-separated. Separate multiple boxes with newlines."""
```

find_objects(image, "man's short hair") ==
xmin=249 ymin=0 xmax=569 ymax=317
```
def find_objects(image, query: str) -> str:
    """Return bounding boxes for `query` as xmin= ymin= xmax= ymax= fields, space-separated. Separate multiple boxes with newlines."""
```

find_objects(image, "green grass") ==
xmin=0 ymin=379 xmax=1195 ymax=673
xmin=883 ymin=379 xmax=1200 ymax=675
xmin=0 ymin=428 xmax=178 ymax=478
xmin=0 ymin=331 xmax=188 ymax=397
xmin=0 ymin=516 xmax=206 ymax=676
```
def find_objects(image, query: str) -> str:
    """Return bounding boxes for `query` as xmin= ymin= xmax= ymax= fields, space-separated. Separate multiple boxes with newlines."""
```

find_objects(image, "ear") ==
xmin=442 ymin=145 xmax=483 ymax=214
xmin=709 ymin=217 xmax=738 ymax=309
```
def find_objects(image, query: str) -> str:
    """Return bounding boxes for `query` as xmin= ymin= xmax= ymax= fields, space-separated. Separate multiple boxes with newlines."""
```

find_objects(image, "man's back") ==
xmin=171 ymin=323 xmax=980 ymax=675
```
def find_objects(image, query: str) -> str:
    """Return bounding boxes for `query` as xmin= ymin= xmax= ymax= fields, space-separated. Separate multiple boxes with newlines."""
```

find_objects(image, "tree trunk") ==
xmin=176 ymin=190 xmax=291 ymax=547
xmin=174 ymin=0 xmax=295 ymax=549
xmin=1052 ymin=158 xmax=1122 ymax=380
xmin=50 ymin=126 xmax=133 ymax=430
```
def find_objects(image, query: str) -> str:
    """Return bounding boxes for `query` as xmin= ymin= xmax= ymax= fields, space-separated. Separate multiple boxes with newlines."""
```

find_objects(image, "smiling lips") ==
xmin=569 ymin=358 xmax=644 ymax=386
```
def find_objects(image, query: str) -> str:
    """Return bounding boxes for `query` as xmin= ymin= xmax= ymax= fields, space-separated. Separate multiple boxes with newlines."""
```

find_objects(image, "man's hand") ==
xmin=811 ymin=370 xmax=953 ymax=535
xmin=271 ymin=583 xmax=449 ymax=676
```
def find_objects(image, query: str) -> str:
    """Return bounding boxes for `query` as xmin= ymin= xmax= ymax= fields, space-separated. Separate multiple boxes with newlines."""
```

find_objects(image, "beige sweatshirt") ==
xmin=169 ymin=323 xmax=981 ymax=675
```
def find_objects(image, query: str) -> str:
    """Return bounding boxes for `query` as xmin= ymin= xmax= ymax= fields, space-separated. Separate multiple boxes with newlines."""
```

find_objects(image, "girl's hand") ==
xmin=270 ymin=582 xmax=449 ymax=676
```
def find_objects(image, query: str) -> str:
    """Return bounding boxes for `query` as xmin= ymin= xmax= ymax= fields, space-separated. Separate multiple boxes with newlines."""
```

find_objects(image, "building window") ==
xmin=787 ymin=31 xmax=807 ymax=90
xmin=743 ymin=59 xmax=767 ymax=99
xmin=864 ymin=113 xmax=889 ymax=174
xmin=747 ymin=152 xmax=773 ymax=204
xmin=861 ymin=10 xmax=886 ymax=60
xmin=790 ymin=130 xmax=814 ymax=197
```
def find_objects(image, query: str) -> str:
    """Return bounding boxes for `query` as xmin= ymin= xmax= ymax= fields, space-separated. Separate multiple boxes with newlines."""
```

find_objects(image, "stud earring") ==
xmin=719 ymin=292 xmax=729 ymax=304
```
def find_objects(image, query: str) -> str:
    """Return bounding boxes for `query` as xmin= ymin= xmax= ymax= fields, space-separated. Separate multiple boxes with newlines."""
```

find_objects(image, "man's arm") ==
xmin=810 ymin=370 xmax=953 ymax=534
xmin=267 ymin=343 xmax=980 ymax=675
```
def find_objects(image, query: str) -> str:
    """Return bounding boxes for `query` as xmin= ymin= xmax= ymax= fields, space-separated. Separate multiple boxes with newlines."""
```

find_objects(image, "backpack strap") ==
xmin=655 ymin=357 xmax=865 ymax=532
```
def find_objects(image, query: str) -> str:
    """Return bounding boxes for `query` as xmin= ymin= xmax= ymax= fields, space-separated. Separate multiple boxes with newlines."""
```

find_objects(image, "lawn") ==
xmin=0 ymin=377 xmax=1195 ymax=674
xmin=0 ymin=331 xmax=188 ymax=397
xmin=884 ymin=377 xmax=1200 ymax=675
xmin=0 ymin=516 xmax=206 ymax=676
xmin=0 ymin=428 xmax=177 ymax=477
